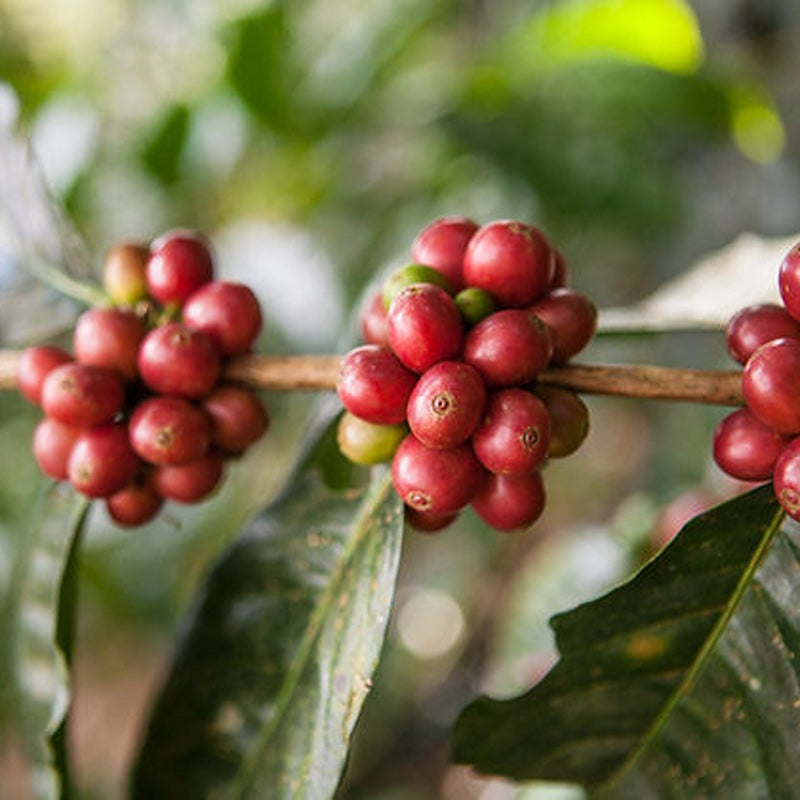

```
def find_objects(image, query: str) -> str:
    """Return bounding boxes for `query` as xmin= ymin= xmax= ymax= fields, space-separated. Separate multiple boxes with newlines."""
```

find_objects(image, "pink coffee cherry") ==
xmin=406 ymin=361 xmax=486 ymax=449
xmin=472 ymin=470 xmax=546 ymax=532
xmin=462 ymin=220 xmax=554 ymax=307
xmin=741 ymin=337 xmax=800 ymax=434
xmin=472 ymin=388 xmax=551 ymax=475
xmin=107 ymin=480 xmax=164 ymax=528
xmin=73 ymin=306 xmax=146 ymax=381
xmin=725 ymin=303 xmax=800 ymax=365
xmin=151 ymin=451 xmax=225 ymax=503
xmin=778 ymin=241 xmax=800 ymax=322
xmin=410 ymin=216 xmax=479 ymax=291
xmin=529 ymin=288 xmax=597 ymax=364
xmin=129 ymin=396 xmax=212 ymax=466
xmin=337 ymin=344 xmax=418 ymax=425
xmin=463 ymin=309 xmax=553 ymax=387
xmin=68 ymin=423 xmax=141 ymax=499
xmin=41 ymin=363 xmax=125 ymax=429
xmin=387 ymin=284 xmax=464 ymax=373
xmin=146 ymin=229 xmax=214 ymax=306
xmin=16 ymin=345 xmax=73 ymax=405
xmin=392 ymin=434 xmax=485 ymax=516
xmin=712 ymin=407 xmax=789 ymax=482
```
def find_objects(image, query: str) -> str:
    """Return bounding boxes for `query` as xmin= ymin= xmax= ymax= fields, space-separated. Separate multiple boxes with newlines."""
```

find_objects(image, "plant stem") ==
xmin=216 ymin=355 xmax=746 ymax=406
xmin=0 ymin=350 xmax=744 ymax=405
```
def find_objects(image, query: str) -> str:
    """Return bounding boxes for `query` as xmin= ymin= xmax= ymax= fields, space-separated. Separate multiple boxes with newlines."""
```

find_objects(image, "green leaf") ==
xmin=131 ymin=455 xmax=404 ymax=799
xmin=453 ymin=485 xmax=799 ymax=796
xmin=0 ymin=481 xmax=90 ymax=799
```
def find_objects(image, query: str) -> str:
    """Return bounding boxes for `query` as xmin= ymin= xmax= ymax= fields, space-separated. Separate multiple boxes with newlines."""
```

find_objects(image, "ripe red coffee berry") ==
xmin=391 ymin=435 xmax=485 ymax=516
xmin=462 ymin=220 xmax=554 ymax=307
xmin=138 ymin=322 xmax=221 ymax=398
xmin=529 ymin=288 xmax=597 ymax=364
xmin=406 ymin=361 xmax=486 ymax=449
xmin=410 ymin=216 xmax=478 ymax=291
xmin=550 ymin=249 xmax=569 ymax=289
xmin=182 ymin=281 xmax=263 ymax=357
xmin=32 ymin=418 xmax=82 ymax=481
xmin=359 ymin=291 xmax=390 ymax=347
xmin=387 ymin=284 xmax=464 ymax=373
xmin=741 ymin=338 xmax=800 ymax=434
xmin=404 ymin=506 xmax=459 ymax=533
xmin=773 ymin=436 xmax=800 ymax=520
xmin=107 ymin=481 xmax=164 ymax=528
xmin=68 ymin=423 xmax=141 ymax=498
xmin=202 ymin=384 xmax=270 ymax=454
xmin=778 ymin=242 xmax=800 ymax=322
xmin=725 ymin=303 xmax=800 ymax=365
xmin=41 ymin=363 xmax=125 ymax=428
xmin=712 ymin=407 xmax=789 ymax=482
xmin=73 ymin=307 xmax=146 ymax=381
xmin=472 ymin=388 xmax=551 ymax=475
xmin=146 ymin=229 xmax=214 ymax=306
xmin=463 ymin=309 xmax=553 ymax=387
xmin=129 ymin=396 xmax=212 ymax=465
xmin=102 ymin=240 xmax=149 ymax=305
xmin=337 ymin=345 xmax=417 ymax=425
xmin=16 ymin=345 xmax=72 ymax=405
xmin=152 ymin=451 xmax=225 ymax=503
xmin=472 ymin=470 xmax=546 ymax=532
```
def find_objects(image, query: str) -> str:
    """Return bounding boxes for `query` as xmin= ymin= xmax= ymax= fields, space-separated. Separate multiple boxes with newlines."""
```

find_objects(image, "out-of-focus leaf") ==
xmin=0 ymin=83 xmax=98 ymax=345
xmin=140 ymin=104 xmax=191 ymax=185
xmin=0 ymin=480 xmax=89 ymax=800
xmin=598 ymin=231 xmax=796 ymax=333
xmin=132 ymin=434 xmax=404 ymax=798
xmin=454 ymin=485 xmax=800 ymax=796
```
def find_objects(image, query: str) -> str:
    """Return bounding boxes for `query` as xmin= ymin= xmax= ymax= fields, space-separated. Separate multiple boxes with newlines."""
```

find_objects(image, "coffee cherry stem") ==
xmin=3 ymin=350 xmax=742 ymax=405
xmin=28 ymin=260 xmax=110 ymax=309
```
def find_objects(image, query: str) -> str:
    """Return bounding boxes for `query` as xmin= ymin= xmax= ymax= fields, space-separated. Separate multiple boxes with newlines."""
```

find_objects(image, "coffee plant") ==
xmin=2 ymin=82 xmax=800 ymax=800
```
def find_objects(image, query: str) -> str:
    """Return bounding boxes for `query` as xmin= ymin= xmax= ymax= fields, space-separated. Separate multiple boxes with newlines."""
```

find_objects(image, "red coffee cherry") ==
xmin=68 ymin=423 xmax=141 ymax=498
xmin=129 ymin=396 xmax=212 ymax=465
xmin=337 ymin=345 xmax=417 ymax=425
xmin=151 ymin=451 xmax=225 ymax=503
xmin=146 ymin=229 xmax=214 ymax=306
xmin=550 ymin=249 xmax=569 ymax=289
xmin=102 ymin=240 xmax=150 ymax=306
xmin=410 ymin=216 xmax=478 ymax=292
xmin=463 ymin=309 xmax=553 ymax=387
xmin=406 ymin=361 xmax=486 ymax=449
xmin=471 ymin=470 xmax=546 ymax=532
xmin=462 ymin=220 xmax=554 ymax=307
xmin=359 ymin=291 xmax=390 ymax=347
xmin=32 ymin=418 xmax=82 ymax=481
xmin=404 ymin=506 xmax=459 ymax=533
xmin=73 ymin=307 xmax=146 ymax=381
xmin=387 ymin=284 xmax=464 ymax=373
xmin=16 ymin=345 xmax=72 ymax=405
xmin=773 ymin=436 xmax=800 ymax=520
xmin=529 ymin=288 xmax=597 ymax=364
xmin=202 ymin=384 xmax=270 ymax=454
xmin=107 ymin=480 xmax=164 ymax=527
xmin=138 ymin=322 xmax=221 ymax=398
xmin=182 ymin=281 xmax=263 ymax=357
xmin=41 ymin=363 xmax=125 ymax=428
xmin=725 ymin=303 xmax=800 ymax=365
xmin=391 ymin=434 xmax=485 ymax=515
xmin=778 ymin=242 xmax=800 ymax=322
xmin=741 ymin=338 xmax=800 ymax=434
xmin=336 ymin=412 xmax=406 ymax=465
xmin=712 ymin=407 xmax=789 ymax=482
xmin=534 ymin=385 xmax=590 ymax=458
xmin=471 ymin=388 xmax=551 ymax=475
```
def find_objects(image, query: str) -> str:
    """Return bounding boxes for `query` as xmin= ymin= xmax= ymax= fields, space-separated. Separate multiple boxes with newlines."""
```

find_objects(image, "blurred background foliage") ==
xmin=2 ymin=0 xmax=800 ymax=797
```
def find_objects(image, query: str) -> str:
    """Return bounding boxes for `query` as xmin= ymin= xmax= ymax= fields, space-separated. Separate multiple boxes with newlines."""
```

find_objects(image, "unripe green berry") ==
xmin=337 ymin=412 xmax=406 ymax=465
xmin=381 ymin=264 xmax=453 ymax=309
xmin=455 ymin=287 xmax=496 ymax=326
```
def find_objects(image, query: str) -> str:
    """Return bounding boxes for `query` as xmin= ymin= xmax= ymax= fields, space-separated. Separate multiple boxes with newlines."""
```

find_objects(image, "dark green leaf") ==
xmin=0 ymin=480 xmax=89 ymax=799
xmin=453 ymin=485 xmax=798 ymax=796
xmin=140 ymin=104 xmax=191 ymax=185
xmin=132 ymin=457 xmax=404 ymax=799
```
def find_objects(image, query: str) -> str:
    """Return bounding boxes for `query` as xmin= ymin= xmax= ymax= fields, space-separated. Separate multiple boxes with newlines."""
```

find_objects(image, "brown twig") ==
xmin=0 ymin=349 xmax=744 ymax=405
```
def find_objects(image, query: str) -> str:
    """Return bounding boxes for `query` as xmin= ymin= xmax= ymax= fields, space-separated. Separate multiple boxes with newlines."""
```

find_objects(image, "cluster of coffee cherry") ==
xmin=713 ymin=240 xmax=800 ymax=520
xmin=16 ymin=230 xmax=269 ymax=527
xmin=336 ymin=217 xmax=597 ymax=532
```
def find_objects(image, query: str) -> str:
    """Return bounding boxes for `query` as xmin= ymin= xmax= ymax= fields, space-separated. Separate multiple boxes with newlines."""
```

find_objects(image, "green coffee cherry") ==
xmin=455 ymin=287 xmax=496 ymax=326
xmin=381 ymin=264 xmax=453 ymax=309
xmin=336 ymin=412 xmax=407 ymax=465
